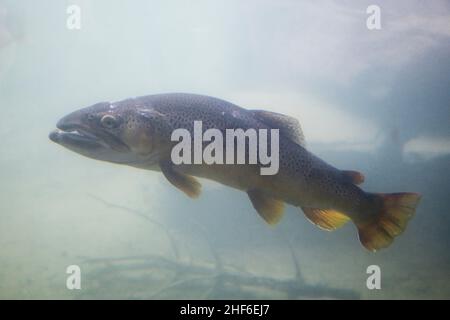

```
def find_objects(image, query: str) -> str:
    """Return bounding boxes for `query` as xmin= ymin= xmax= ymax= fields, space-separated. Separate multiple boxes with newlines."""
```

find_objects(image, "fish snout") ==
xmin=56 ymin=113 xmax=82 ymax=132
xmin=48 ymin=129 xmax=61 ymax=143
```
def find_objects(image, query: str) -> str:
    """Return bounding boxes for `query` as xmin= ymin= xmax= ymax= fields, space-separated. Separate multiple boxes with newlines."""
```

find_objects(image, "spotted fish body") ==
xmin=50 ymin=93 xmax=421 ymax=251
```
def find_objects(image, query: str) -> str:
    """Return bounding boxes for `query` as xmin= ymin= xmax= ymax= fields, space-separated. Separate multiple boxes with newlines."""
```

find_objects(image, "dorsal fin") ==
xmin=250 ymin=110 xmax=305 ymax=147
xmin=342 ymin=170 xmax=365 ymax=185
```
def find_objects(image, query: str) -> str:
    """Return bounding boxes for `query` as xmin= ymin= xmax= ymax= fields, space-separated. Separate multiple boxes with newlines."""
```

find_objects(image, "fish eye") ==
xmin=101 ymin=115 xmax=118 ymax=129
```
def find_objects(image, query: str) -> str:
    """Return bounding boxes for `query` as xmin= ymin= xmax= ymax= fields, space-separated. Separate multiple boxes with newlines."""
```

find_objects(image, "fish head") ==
xmin=49 ymin=100 xmax=166 ymax=167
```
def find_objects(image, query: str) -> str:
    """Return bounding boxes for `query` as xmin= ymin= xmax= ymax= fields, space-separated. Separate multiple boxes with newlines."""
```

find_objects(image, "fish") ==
xmin=49 ymin=93 xmax=421 ymax=251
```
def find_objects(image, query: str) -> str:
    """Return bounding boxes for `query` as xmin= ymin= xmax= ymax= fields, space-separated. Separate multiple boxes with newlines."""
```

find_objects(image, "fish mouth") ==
xmin=49 ymin=128 xmax=104 ymax=149
xmin=49 ymin=122 xmax=129 ymax=152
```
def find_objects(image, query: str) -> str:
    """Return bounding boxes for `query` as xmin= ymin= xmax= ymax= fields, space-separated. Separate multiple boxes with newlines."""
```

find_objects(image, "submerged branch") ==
xmin=82 ymin=194 xmax=359 ymax=300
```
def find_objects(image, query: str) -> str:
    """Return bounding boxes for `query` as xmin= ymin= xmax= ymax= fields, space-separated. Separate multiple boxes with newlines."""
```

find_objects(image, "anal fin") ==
xmin=301 ymin=207 xmax=350 ymax=231
xmin=247 ymin=189 xmax=284 ymax=225
xmin=160 ymin=161 xmax=201 ymax=198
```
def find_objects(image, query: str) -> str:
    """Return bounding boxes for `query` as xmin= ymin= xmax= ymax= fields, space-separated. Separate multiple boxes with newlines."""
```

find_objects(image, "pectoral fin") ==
xmin=247 ymin=189 xmax=285 ymax=225
xmin=160 ymin=162 xmax=201 ymax=198
xmin=301 ymin=207 xmax=350 ymax=231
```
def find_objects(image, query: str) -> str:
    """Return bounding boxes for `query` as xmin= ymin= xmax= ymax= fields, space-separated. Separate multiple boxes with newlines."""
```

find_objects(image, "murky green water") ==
xmin=0 ymin=0 xmax=449 ymax=299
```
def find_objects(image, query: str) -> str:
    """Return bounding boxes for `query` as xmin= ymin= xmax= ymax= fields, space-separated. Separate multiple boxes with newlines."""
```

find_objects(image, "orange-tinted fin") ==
xmin=301 ymin=207 xmax=351 ymax=231
xmin=357 ymin=192 xmax=421 ymax=252
xmin=160 ymin=161 xmax=201 ymax=198
xmin=247 ymin=189 xmax=285 ymax=225
xmin=342 ymin=170 xmax=365 ymax=185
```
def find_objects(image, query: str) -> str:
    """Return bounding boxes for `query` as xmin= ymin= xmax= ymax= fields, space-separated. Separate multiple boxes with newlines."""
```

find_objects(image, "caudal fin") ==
xmin=357 ymin=193 xmax=421 ymax=252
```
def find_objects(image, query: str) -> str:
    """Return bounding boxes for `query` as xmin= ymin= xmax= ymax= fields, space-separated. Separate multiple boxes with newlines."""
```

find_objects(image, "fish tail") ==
xmin=356 ymin=192 xmax=421 ymax=252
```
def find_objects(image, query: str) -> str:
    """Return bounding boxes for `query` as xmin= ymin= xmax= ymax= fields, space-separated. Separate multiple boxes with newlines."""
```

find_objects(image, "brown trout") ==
xmin=49 ymin=93 xmax=421 ymax=251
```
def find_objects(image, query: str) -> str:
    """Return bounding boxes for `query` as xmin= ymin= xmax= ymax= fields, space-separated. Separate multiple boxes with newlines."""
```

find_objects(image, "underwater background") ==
xmin=0 ymin=0 xmax=449 ymax=299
